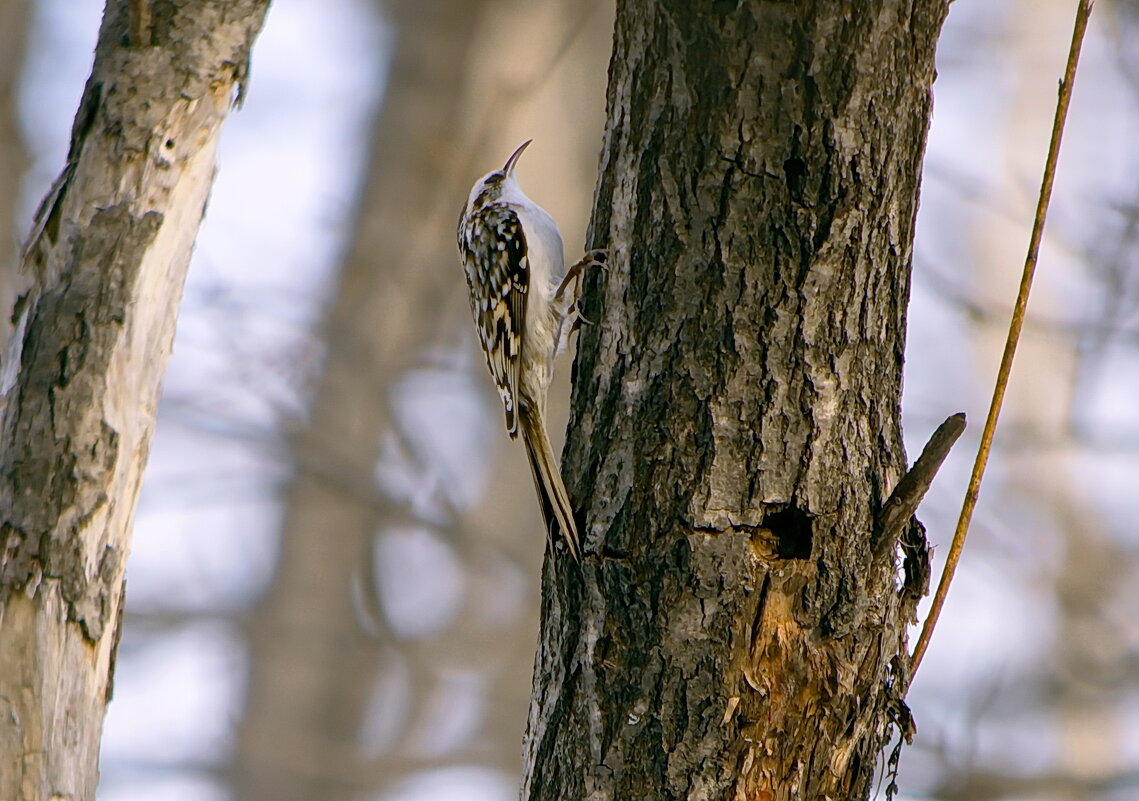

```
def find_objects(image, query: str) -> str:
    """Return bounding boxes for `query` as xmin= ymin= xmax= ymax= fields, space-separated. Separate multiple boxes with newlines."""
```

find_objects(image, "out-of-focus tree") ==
xmin=232 ymin=1 xmax=612 ymax=800
xmin=232 ymin=2 xmax=491 ymax=798
xmin=0 ymin=3 xmax=269 ymax=800
xmin=0 ymin=0 xmax=30 ymax=350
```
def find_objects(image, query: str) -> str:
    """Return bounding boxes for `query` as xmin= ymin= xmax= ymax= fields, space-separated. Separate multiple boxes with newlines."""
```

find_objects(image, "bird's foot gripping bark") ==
xmin=556 ymin=248 xmax=607 ymax=300
xmin=557 ymin=249 xmax=607 ymax=337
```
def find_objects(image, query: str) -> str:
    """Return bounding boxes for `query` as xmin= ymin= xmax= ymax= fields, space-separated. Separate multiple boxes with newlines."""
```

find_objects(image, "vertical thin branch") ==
xmin=911 ymin=0 xmax=1094 ymax=674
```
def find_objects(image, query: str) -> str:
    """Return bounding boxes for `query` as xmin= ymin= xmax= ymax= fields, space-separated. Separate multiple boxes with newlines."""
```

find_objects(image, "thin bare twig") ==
xmin=874 ymin=413 xmax=966 ymax=560
xmin=910 ymin=0 xmax=1094 ymax=674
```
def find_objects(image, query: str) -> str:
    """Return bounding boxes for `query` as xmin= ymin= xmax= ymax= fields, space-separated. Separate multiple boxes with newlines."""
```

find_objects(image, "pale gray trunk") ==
xmin=0 ymin=3 xmax=270 ymax=800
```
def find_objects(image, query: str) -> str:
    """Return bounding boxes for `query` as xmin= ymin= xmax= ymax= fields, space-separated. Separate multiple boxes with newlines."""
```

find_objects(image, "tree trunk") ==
xmin=0 ymin=3 xmax=269 ymax=800
xmin=524 ymin=2 xmax=947 ymax=800
xmin=232 ymin=2 xmax=491 ymax=799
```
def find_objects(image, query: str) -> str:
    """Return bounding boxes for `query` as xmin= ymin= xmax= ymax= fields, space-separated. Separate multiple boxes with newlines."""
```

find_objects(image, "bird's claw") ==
xmin=556 ymin=248 xmax=609 ymax=299
xmin=568 ymin=300 xmax=598 ymax=334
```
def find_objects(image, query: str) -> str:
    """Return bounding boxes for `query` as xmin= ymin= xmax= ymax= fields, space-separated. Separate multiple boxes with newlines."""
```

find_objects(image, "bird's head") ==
xmin=465 ymin=139 xmax=532 ymax=214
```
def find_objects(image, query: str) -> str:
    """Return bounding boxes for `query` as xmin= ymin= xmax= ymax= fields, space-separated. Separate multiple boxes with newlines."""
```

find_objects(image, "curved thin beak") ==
xmin=502 ymin=139 xmax=532 ymax=175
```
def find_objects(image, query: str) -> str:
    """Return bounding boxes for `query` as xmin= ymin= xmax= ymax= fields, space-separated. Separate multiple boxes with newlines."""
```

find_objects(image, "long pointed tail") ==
xmin=519 ymin=404 xmax=581 ymax=561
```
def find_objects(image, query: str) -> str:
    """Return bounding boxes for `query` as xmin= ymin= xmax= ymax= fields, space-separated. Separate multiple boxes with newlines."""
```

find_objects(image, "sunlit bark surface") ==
xmin=525 ymin=3 xmax=948 ymax=799
xmin=0 ymin=3 xmax=269 ymax=799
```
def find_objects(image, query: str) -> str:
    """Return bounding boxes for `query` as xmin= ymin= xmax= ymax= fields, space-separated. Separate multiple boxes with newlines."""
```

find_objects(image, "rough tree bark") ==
xmin=524 ymin=2 xmax=947 ymax=800
xmin=0 ymin=3 xmax=269 ymax=800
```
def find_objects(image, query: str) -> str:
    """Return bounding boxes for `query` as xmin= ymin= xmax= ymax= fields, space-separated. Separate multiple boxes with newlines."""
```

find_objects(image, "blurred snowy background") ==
xmin=2 ymin=1 xmax=1138 ymax=800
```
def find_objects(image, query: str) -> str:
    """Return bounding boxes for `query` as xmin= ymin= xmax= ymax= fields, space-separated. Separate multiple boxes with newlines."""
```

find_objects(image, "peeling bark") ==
xmin=0 ymin=3 xmax=270 ymax=800
xmin=523 ymin=2 xmax=948 ymax=799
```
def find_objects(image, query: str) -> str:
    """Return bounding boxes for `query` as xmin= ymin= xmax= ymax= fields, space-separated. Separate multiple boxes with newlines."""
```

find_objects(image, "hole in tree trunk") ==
xmin=764 ymin=504 xmax=813 ymax=560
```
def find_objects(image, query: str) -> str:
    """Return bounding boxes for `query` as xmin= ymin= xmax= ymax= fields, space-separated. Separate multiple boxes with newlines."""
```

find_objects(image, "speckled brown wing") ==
xmin=458 ymin=201 xmax=529 ymax=438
